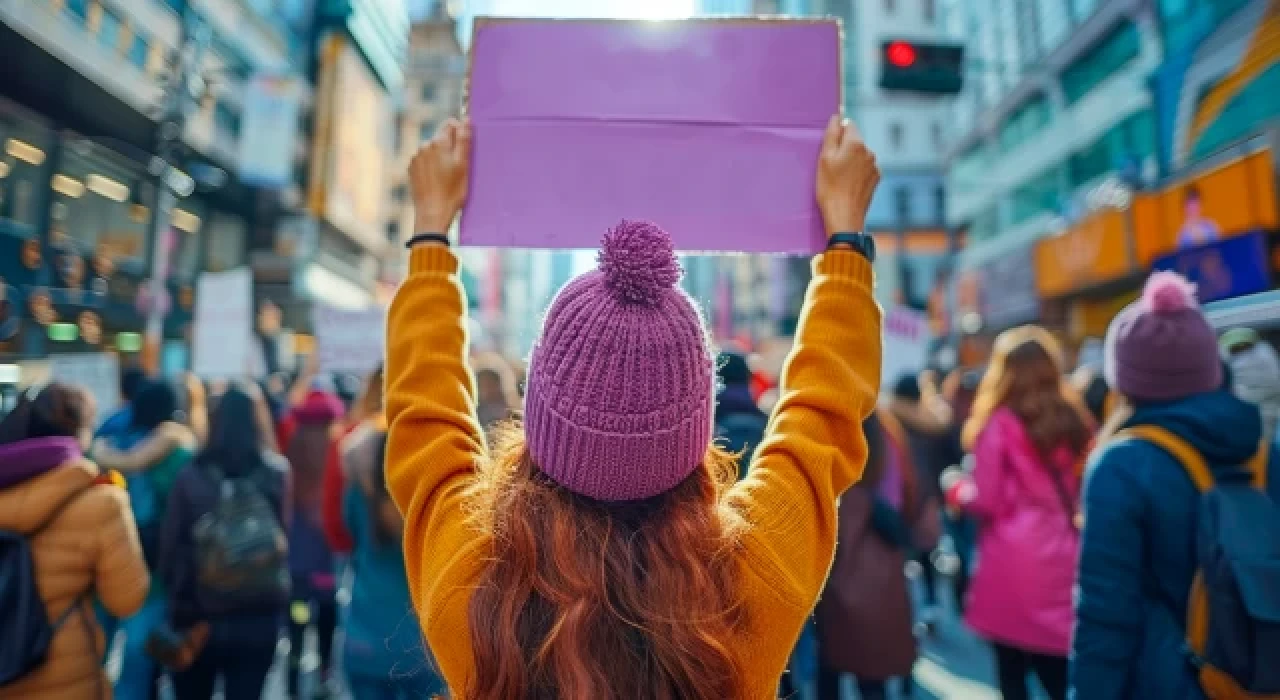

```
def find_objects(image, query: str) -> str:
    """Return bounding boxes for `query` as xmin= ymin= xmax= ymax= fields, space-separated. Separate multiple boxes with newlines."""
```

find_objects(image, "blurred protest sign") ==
xmin=52 ymin=354 xmax=120 ymax=422
xmin=882 ymin=306 xmax=930 ymax=390
xmin=463 ymin=17 xmax=842 ymax=253
xmin=192 ymin=268 xmax=253 ymax=379
xmin=312 ymin=305 xmax=385 ymax=374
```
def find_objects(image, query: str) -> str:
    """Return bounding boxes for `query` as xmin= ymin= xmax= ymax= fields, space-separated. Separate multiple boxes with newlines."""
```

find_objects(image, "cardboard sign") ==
xmin=463 ymin=17 xmax=842 ymax=253
xmin=192 ymin=268 xmax=254 ymax=379
xmin=312 ymin=305 xmax=386 ymax=374
xmin=881 ymin=306 xmax=930 ymax=390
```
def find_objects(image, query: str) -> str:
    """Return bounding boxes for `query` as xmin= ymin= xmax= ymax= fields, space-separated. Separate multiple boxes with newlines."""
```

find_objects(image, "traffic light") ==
xmin=880 ymin=40 xmax=965 ymax=95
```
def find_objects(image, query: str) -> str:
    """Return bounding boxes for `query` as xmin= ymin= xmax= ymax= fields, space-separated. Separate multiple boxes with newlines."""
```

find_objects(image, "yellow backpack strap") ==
xmin=1117 ymin=425 xmax=1215 ymax=492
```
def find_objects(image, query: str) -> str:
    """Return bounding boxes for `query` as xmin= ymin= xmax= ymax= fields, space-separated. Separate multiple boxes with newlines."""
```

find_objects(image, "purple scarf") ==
xmin=0 ymin=437 xmax=83 ymax=489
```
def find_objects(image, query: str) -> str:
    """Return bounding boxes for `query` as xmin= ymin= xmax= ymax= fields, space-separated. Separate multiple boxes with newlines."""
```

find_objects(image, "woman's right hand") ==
xmin=816 ymin=115 xmax=881 ymax=236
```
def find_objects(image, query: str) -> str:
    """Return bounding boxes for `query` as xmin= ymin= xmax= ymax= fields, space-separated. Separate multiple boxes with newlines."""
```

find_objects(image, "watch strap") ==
xmin=826 ymin=232 xmax=876 ymax=262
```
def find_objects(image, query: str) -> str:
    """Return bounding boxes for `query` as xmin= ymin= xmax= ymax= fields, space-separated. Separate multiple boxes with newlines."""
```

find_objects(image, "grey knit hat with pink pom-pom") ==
xmin=1105 ymin=270 xmax=1223 ymax=402
xmin=523 ymin=221 xmax=715 ymax=502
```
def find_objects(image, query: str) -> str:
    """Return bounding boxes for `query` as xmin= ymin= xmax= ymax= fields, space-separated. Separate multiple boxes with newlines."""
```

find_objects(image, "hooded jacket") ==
xmin=1070 ymin=389 xmax=1280 ymax=700
xmin=0 ymin=438 xmax=149 ymax=699
xmin=278 ymin=390 xmax=344 ymax=592
xmin=963 ymin=407 xmax=1081 ymax=656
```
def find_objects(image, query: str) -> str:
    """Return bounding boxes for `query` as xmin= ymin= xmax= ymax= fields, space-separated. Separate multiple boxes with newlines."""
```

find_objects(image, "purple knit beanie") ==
xmin=523 ymin=221 xmax=714 ymax=502
xmin=1104 ymin=271 xmax=1222 ymax=402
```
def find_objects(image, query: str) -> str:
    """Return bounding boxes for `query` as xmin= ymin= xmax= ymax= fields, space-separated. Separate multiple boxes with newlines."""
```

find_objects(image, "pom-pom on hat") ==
xmin=1104 ymin=271 xmax=1222 ymax=403
xmin=523 ymin=221 xmax=715 ymax=501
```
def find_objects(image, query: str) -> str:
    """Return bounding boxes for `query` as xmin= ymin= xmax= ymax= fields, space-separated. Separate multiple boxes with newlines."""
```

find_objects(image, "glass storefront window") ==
xmin=1061 ymin=21 xmax=1140 ymax=104
xmin=50 ymin=142 xmax=149 ymax=274
xmin=999 ymin=94 xmax=1051 ymax=153
xmin=170 ymin=199 xmax=206 ymax=280
xmin=0 ymin=114 xmax=54 ymax=238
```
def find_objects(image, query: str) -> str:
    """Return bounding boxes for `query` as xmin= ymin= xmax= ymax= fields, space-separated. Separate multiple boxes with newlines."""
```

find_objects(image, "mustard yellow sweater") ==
xmin=385 ymin=244 xmax=881 ymax=699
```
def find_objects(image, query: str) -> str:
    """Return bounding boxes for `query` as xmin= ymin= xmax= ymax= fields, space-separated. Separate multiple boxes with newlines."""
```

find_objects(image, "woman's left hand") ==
xmin=409 ymin=118 xmax=472 ymax=235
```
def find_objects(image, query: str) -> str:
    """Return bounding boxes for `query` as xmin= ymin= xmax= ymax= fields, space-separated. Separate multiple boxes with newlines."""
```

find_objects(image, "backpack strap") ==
xmin=1117 ymin=426 xmax=1215 ymax=492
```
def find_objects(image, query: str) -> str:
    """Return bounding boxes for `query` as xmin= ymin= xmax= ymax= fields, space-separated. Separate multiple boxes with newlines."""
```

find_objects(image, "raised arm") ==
xmin=92 ymin=422 xmax=193 ymax=473
xmin=727 ymin=116 xmax=882 ymax=608
xmin=383 ymin=120 xmax=487 ymax=669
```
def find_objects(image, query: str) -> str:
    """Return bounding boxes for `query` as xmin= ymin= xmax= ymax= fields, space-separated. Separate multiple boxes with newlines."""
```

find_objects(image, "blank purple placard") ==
xmin=461 ymin=18 xmax=842 ymax=254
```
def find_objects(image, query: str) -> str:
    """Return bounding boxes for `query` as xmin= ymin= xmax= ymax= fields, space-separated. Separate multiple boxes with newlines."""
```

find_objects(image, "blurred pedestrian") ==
xmin=1220 ymin=327 xmax=1280 ymax=445
xmin=887 ymin=372 xmax=949 ymax=629
xmin=815 ymin=412 xmax=919 ymax=700
xmin=281 ymin=378 xmax=346 ymax=699
xmin=714 ymin=349 xmax=769 ymax=473
xmin=473 ymin=355 xmax=518 ymax=431
xmin=96 ymin=365 xmax=148 ymax=440
xmin=958 ymin=326 xmax=1092 ymax=700
xmin=340 ymin=431 xmax=445 ymax=699
xmin=0 ymin=383 xmax=149 ymax=699
xmin=322 ymin=366 xmax=384 ymax=555
xmin=1070 ymin=365 xmax=1113 ymax=429
xmin=92 ymin=380 xmax=198 ymax=700
xmin=1072 ymin=273 xmax=1280 ymax=700
xmin=382 ymin=116 xmax=882 ymax=698
xmin=160 ymin=383 xmax=291 ymax=700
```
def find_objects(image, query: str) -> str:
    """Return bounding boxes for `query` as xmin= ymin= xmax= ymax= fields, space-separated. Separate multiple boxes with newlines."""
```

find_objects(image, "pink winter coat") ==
xmin=963 ymin=407 xmax=1080 ymax=656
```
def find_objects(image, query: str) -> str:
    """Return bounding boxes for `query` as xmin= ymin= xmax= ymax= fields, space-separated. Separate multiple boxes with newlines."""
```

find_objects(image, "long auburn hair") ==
xmin=466 ymin=423 xmax=748 ymax=700
xmin=962 ymin=326 xmax=1093 ymax=456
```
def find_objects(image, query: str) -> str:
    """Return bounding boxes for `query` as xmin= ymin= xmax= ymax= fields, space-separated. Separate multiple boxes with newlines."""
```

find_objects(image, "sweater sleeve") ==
xmin=384 ymin=245 xmax=488 ymax=678
xmin=727 ymin=250 xmax=880 ymax=608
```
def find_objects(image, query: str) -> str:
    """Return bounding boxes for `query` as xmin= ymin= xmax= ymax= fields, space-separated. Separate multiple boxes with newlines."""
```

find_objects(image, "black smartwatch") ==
xmin=827 ymin=232 xmax=876 ymax=262
xmin=405 ymin=232 xmax=450 ymax=248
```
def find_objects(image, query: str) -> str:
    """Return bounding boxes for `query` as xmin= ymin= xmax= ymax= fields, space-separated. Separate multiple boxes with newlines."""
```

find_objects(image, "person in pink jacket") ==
xmin=957 ymin=326 xmax=1093 ymax=700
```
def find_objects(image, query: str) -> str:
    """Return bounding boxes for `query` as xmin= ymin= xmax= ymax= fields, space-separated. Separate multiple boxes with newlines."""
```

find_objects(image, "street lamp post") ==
xmin=141 ymin=6 xmax=209 ymax=373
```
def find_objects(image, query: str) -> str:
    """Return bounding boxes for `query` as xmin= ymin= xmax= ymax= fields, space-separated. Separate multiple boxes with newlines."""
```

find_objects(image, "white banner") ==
xmin=238 ymin=74 xmax=302 ymax=188
xmin=49 ymin=353 xmax=121 ymax=423
xmin=312 ymin=304 xmax=386 ymax=374
xmin=881 ymin=306 xmax=931 ymax=391
xmin=193 ymin=268 xmax=254 ymax=379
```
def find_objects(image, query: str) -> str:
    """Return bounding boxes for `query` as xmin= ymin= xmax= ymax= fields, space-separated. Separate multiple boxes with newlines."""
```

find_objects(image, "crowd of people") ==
xmin=2 ymin=115 xmax=1279 ymax=700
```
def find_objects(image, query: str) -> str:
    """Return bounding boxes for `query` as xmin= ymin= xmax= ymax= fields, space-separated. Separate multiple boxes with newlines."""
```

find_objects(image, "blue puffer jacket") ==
xmin=1070 ymin=389 xmax=1280 ymax=700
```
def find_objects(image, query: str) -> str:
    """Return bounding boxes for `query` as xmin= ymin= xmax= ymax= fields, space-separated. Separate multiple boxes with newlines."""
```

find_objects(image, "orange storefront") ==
xmin=1034 ymin=208 xmax=1140 ymax=343
xmin=1132 ymin=149 xmax=1279 ymax=266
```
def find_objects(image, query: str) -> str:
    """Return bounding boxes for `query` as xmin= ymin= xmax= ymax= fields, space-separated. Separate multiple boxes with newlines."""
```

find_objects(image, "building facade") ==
xmin=0 ymin=0 xmax=316 ymax=362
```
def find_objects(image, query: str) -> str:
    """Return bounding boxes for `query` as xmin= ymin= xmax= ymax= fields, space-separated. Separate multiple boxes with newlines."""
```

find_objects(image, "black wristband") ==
xmin=827 ymin=232 xmax=876 ymax=262
xmin=405 ymin=233 xmax=450 ymax=249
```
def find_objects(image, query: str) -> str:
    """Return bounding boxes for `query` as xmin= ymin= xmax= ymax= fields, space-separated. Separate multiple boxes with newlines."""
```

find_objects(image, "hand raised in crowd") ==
xmin=409 ymin=117 xmax=473 ymax=236
xmin=816 ymin=114 xmax=881 ymax=236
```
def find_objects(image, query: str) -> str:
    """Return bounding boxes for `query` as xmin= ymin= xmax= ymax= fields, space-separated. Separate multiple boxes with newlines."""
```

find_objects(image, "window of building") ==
xmin=421 ymin=120 xmax=438 ymax=142
xmin=894 ymin=186 xmax=912 ymax=224
xmin=422 ymin=82 xmax=437 ymax=102
xmin=999 ymin=94 xmax=1050 ymax=152
xmin=64 ymin=0 xmax=90 ymax=22
xmin=392 ymin=183 xmax=407 ymax=204
xmin=386 ymin=220 xmax=400 ymax=242
xmin=1009 ymin=166 xmax=1061 ymax=225
xmin=126 ymin=31 xmax=148 ymax=70
xmin=969 ymin=204 xmax=1000 ymax=242
xmin=923 ymin=0 xmax=936 ymax=22
xmin=52 ymin=145 xmax=149 ymax=272
xmin=0 ymin=121 xmax=54 ymax=238
xmin=884 ymin=0 xmax=896 ymax=14
xmin=931 ymin=121 xmax=944 ymax=149
xmin=934 ymin=185 xmax=946 ymax=223
xmin=171 ymin=200 xmax=206 ymax=280
xmin=889 ymin=122 xmax=905 ymax=151
xmin=97 ymin=7 xmax=121 ymax=51
xmin=1060 ymin=21 xmax=1140 ymax=104
xmin=1068 ymin=108 xmax=1155 ymax=188
xmin=204 ymin=212 xmax=247 ymax=272
xmin=214 ymin=101 xmax=241 ymax=138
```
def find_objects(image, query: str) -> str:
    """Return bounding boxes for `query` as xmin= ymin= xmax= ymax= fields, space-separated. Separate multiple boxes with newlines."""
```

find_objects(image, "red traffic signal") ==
xmin=880 ymin=40 xmax=965 ymax=95
xmin=886 ymin=41 xmax=917 ymax=68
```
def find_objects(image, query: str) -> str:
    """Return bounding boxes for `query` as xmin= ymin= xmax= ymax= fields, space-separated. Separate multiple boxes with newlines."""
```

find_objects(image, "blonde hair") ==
xmin=962 ymin=326 xmax=1093 ymax=454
